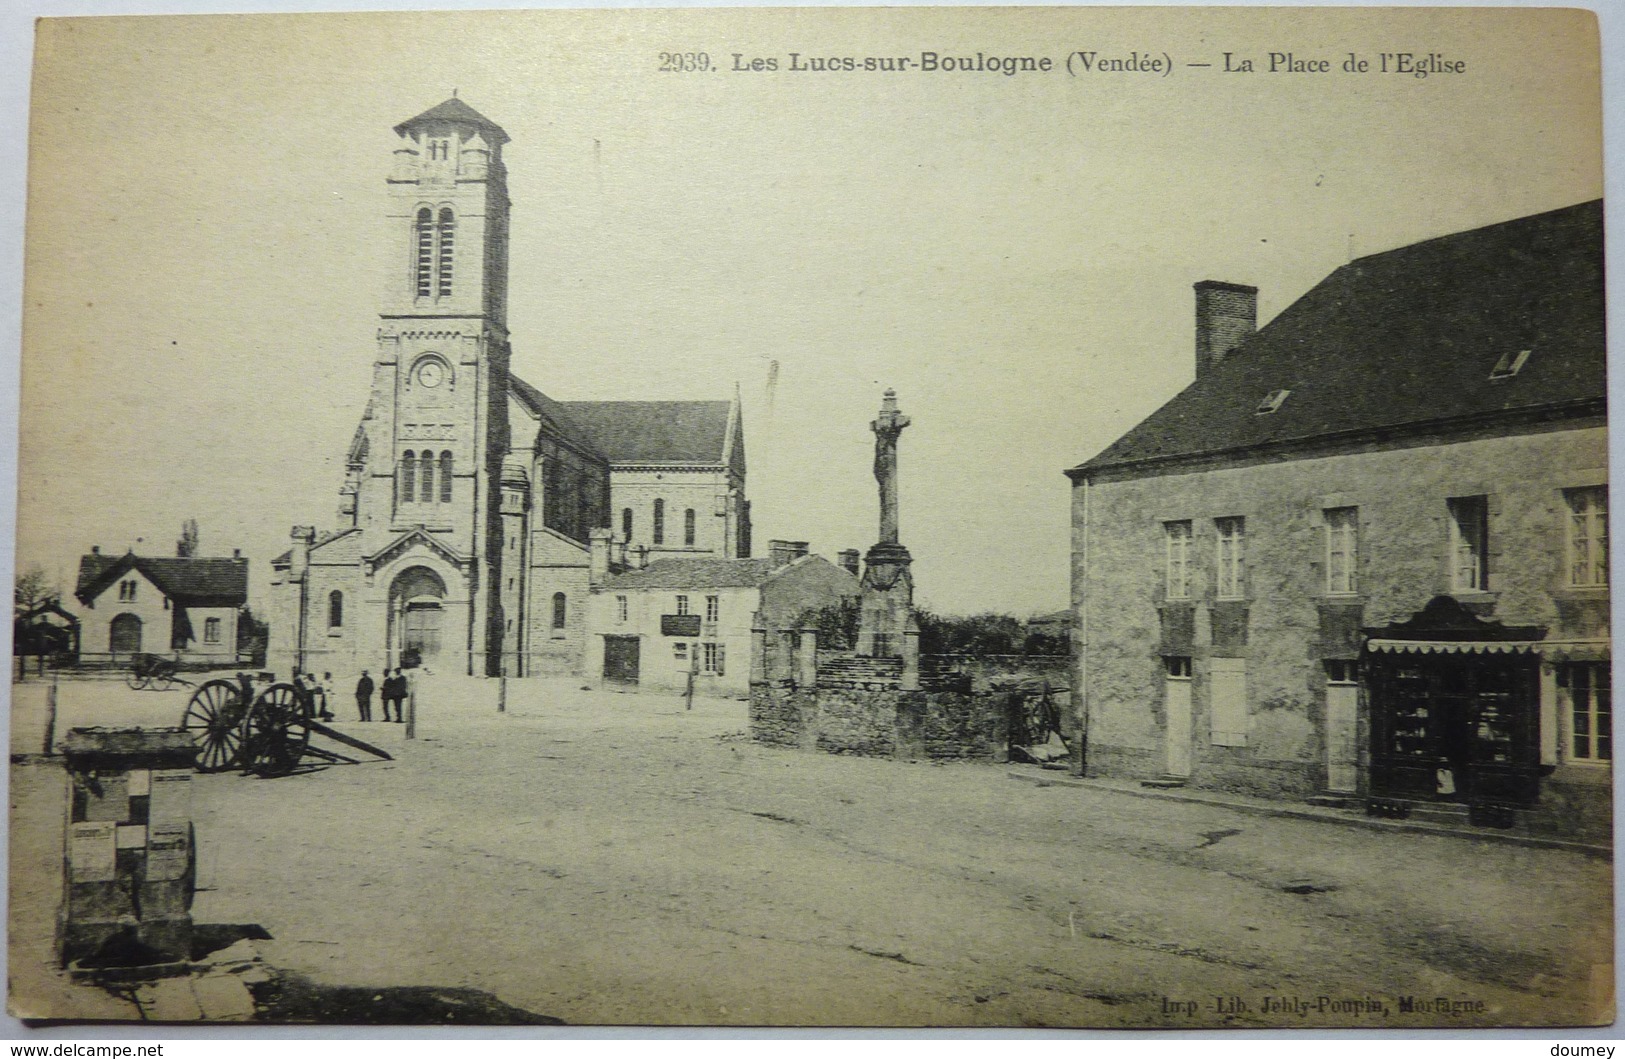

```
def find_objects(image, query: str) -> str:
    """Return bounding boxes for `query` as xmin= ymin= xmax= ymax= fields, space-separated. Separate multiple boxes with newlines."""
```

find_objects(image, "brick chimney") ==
xmin=769 ymin=540 xmax=809 ymax=567
xmin=589 ymin=528 xmax=613 ymax=587
xmin=1194 ymin=280 xmax=1258 ymax=376
xmin=837 ymin=549 xmax=860 ymax=577
xmin=289 ymin=526 xmax=316 ymax=583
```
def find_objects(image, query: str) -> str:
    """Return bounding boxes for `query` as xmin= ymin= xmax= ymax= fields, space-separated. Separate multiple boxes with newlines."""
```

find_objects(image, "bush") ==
xmin=795 ymin=597 xmax=861 ymax=650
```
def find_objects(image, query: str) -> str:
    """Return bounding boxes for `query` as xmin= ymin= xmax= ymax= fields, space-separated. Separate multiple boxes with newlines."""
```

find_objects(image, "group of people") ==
xmin=294 ymin=671 xmax=336 ymax=721
xmin=353 ymin=667 xmax=413 ymax=722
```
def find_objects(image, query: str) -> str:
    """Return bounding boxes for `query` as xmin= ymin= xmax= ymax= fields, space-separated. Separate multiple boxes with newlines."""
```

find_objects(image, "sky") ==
xmin=10 ymin=5 xmax=1606 ymax=617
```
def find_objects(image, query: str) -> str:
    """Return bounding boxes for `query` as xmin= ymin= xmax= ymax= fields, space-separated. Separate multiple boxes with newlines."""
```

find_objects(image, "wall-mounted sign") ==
xmin=662 ymin=614 xmax=701 ymax=637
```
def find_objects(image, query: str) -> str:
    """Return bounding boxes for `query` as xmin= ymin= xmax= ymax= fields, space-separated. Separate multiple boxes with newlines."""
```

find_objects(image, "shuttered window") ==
xmin=1209 ymin=657 xmax=1248 ymax=747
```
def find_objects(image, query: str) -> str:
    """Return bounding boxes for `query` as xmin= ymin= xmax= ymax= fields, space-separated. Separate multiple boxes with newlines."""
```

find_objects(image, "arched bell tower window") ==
xmin=414 ymin=209 xmax=434 ymax=298
xmin=439 ymin=451 xmax=453 ymax=503
xmin=400 ymin=451 xmax=417 ymax=503
xmin=412 ymin=206 xmax=456 ymax=300
xmin=420 ymin=448 xmax=436 ymax=502
xmin=552 ymin=592 xmax=567 ymax=630
xmin=437 ymin=208 xmax=455 ymax=297
xmin=328 ymin=590 xmax=344 ymax=630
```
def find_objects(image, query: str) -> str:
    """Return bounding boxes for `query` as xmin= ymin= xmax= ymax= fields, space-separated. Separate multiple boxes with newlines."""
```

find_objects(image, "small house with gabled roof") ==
xmin=74 ymin=546 xmax=248 ymax=663
xmin=1065 ymin=201 xmax=1608 ymax=839
xmin=586 ymin=546 xmax=857 ymax=696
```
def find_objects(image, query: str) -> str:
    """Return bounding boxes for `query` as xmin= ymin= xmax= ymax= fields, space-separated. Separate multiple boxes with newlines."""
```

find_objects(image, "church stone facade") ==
xmin=269 ymin=99 xmax=749 ymax=679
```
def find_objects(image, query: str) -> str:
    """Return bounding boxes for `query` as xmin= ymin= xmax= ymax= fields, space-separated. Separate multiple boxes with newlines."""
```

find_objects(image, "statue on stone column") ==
xmin=871 ymin=389 xmax=911 ymax=546
xmin=858 ymin=389 xmax=916 ymax=666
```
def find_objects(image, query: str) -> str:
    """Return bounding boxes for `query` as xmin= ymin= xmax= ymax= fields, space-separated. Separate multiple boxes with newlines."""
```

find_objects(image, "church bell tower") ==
xmin=353 ymin=97 xmax=515 ymax=675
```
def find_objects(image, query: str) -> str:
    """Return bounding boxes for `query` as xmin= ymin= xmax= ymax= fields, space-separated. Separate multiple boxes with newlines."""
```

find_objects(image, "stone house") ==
xmin=1065 ymin=200 xmax=1608 ymax=837
xmin=268 ymin=98 xmax=749 ymax=680
xmin=586 ymin=543 xmax=858 ymax=697
xmin=74 ymin=547 xmax=249 ymax=664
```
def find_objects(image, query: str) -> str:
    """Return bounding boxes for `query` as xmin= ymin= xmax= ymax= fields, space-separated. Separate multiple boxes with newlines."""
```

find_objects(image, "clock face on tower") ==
xmin=415 ymin=360 xmax=445 ymax=389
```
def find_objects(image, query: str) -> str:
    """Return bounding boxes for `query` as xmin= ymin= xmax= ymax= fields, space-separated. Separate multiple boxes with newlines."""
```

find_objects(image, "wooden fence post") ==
xmin=42 ymin=682 xmax=58 ymax=756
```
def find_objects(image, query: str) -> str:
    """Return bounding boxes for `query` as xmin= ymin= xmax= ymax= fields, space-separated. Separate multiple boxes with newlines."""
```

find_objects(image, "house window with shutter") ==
xmin=1324 ymin=507 xmax=1358 ymax=595
xmin=1209 ymin=657 xmax=1248 ymax=747
xmin=702 ymin=641 xmax=725 ymax=675
xmin=1215 ymin=517 xmax=1245 ymax=599
xmin=1563 ymin=662 xmax=1612 ymax=763
xmin=1448 ymin=496 xmax=1489 ymax=591
xmin=1164 ymin=521 xmax=1192 ymax=599
xmin=1566 ymin=487 xmax=1608 ymax=589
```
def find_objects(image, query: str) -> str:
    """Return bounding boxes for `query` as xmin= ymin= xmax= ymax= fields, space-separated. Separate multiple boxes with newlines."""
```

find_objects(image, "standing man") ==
xmin=356 ymin=669 xmax=375 ymax=722
xmin=380 ymin=668 xmax=399 ymax=723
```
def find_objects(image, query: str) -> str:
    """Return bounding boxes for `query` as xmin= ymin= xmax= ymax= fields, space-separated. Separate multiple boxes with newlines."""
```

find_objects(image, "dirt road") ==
xmin=8 ymin=673 xmax=1613 ymax=1027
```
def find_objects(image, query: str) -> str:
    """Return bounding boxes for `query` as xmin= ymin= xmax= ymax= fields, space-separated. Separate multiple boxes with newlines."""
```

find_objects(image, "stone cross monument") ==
xmin=872 ymin=389 xmax=910 ymax=544
xmin=857 ymin=390 xmax=919 ymax=672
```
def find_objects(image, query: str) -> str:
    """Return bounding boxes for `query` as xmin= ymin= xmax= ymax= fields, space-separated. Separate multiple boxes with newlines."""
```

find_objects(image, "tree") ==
xmin=916 ymin=611 xmax=1026 ymax=657
xmin=794 ymin=597 xmax=860 ymax=651
xmin=236 ymin=606 xmax=269 ymax=666
xmin=14 ymin=566 xmax=57 ymax=617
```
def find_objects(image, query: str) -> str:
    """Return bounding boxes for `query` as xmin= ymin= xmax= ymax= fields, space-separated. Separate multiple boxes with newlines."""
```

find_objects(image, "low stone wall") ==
xmin=1531 ymin=777 xmax=1614 ymax=844
xmin=926 ymin=654 xmax=1069 ymax=686
xmin=750 ymin=681 xmax=1009 ymax=762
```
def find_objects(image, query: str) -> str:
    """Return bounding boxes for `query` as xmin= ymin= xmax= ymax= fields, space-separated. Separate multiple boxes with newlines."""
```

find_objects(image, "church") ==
xmin=268 ymin=99 xmax=751 ymax=679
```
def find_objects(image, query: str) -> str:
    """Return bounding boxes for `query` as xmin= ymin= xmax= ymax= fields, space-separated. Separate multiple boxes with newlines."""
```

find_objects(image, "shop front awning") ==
xmin=1366 ymin=637 xmax=1608 ymax=657
xmin=1366 ymin=639 xmax=1541 ymax=655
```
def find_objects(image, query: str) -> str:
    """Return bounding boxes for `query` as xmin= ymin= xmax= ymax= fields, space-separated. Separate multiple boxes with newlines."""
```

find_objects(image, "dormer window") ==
xmin=1255 ymin=389 xmax=1290 ymax=415
xmin=1490 ymin=348 xmax=1532 ymax=380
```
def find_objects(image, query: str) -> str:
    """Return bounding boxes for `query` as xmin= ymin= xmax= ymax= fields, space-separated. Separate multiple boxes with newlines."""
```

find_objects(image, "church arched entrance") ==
xmin=109 ymin=613 xmax=143 ymax=658
xmin=389 ymin=566 xmax=447 ymax=666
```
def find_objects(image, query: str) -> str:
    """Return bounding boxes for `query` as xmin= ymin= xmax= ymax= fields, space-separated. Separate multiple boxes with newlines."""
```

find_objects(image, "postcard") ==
xmin=9 ymin=6 xmax=1610 ymax=1028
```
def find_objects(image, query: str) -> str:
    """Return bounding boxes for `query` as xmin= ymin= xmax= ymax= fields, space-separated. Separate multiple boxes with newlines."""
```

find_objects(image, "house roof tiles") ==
xmin=558 ymin=400 xmax=733 ymax=466
xmin=76 ymin=552 xmax=249 ymax=607
xmin=601 ymin=557 xmax=781 ymax=592
xmin=393 ymin=98 xmax=509 ymax=144
xmin=1071 ymin=200 xmax=1606 ymax=478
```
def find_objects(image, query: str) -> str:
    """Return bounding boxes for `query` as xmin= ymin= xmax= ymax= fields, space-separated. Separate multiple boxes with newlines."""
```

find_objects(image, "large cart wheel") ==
xmin=241 ymin=683 xmax=314 ymax=776
xmin=183 ymin=679 xmax=249 ymax=772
